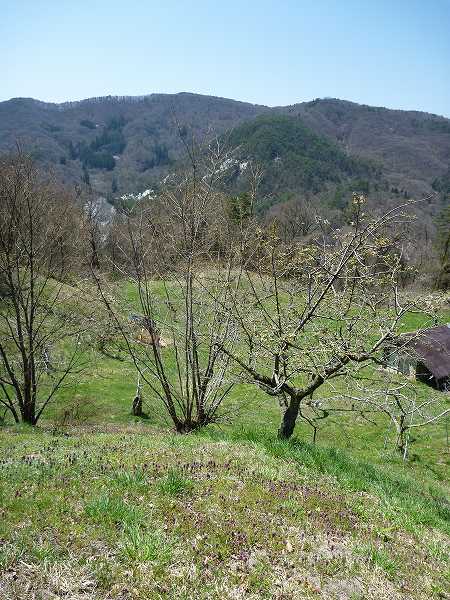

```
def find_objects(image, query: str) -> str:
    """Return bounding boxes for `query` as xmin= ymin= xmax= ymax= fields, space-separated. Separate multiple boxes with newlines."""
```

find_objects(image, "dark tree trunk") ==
xmin=10 ymin=404 xmax=20 ymax=424
xmin=278 ymin=397 xmax=300 ymax=439
xmin=132 ymin=395 xmax=143 ymax=416
xmin=21 ymin=368 xmax=36 ymax=424
xmin=1 ymin=395 xmax=20 ymax=424
xmin=175 ymin=421 xmax=194 ymax=434
xmin=21 ymin=402 xmax=35 ymax=425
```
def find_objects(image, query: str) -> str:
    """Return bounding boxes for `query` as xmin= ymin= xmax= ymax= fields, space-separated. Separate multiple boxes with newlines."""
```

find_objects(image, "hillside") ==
xmin=0 ymin=251 xmax=449 ymax=598
xmin=1 ymin=422 xmax=448 ymax=599
xmin=223 ymin=114 xmax=378 ymax=205
xmin=0 ymin=93 xmax=449 ymax=209
xmin=287 ymin=99 xmax=450 ymax=198
xmin=0 ymin=93 xmax=268 ymax=197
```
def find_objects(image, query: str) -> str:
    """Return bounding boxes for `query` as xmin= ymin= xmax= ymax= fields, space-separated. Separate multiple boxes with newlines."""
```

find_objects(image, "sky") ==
xmin=2 ymin=0 xmax=450 ymax=117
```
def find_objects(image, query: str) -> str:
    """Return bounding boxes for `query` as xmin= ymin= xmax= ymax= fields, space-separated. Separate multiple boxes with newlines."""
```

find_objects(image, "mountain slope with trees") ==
xmin=286 ymin=98 xmax=450 ymax=198
xmin=223 ymin=113 xmax=378 ymax=205
xmin=0 ymin=93 xmax=449 ymax=209
xmin=0 ymin=93 xmax=269 ymax=197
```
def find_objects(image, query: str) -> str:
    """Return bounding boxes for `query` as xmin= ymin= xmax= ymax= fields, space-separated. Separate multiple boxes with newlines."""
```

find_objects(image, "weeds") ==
xmin=120 ymin=524 xmax=172 ymax=564
xmin=85 ymin=494 xmax=144 ymax=527
xmin=157 ymin=468 xmax=193 ymax=497
xmin=112 ymin=468 xmax=148 ymax=489
xmin=223 ymin=426 xmax=450 ymax=534
xmin=0 ymin=428 xmax=448 ymax=599
xmin=356 ymin=543 xmax=399 ymax=577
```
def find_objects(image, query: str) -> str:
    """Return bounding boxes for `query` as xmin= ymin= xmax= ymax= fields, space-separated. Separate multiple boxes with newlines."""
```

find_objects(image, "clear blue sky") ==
xmin=2 ymin=0 xmax=450 ymax=116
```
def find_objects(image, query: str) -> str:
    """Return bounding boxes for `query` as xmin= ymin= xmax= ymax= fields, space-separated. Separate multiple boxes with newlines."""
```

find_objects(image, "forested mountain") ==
xmin=0 ymin=93 xmax=268 ymax=197
xmin=222 ymin=114 xmax=378 ymax=208
xmin=284 ymin=98 xmax=450 ymax=198
xmin=0 ymin=93 xmax=449 ymax=212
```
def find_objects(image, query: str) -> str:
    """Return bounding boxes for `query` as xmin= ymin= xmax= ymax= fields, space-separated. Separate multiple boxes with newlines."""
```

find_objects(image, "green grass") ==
xmin=157 ymin=467 xmax=193 ymax=496
xmin=84 ymin=494 xmax=145 ymax=526
xmin=0 ymin=282 xmax=448 ymax=598
xmin=355 ymin=544 xmax=400 ymax=577
xmin=0 ymin=428 xmax=448 ymax=598
xmin=120 ymin=524 xmax=172 ymax=564
xmin=208 ymin=427 xmax=450 ymax=533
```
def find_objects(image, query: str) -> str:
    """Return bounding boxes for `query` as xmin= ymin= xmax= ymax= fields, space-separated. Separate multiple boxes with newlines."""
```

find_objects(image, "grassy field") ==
xmin=0 ymin=284 xmax=449 ymax=599
xmin=0 ymin=425 xmax=448 ymax=599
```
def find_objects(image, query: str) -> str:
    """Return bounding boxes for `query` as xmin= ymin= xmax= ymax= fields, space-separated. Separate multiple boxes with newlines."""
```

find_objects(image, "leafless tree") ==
xmin=267 ymin=195 xmax=318 ymax=243
xmin=95 ymin=140 xmax=241 ymax=432
xmin=81 ymin=191 xmax=103 ymax=270
xmin=0 ymin=153 xmax=89 ymax=424
xmin=220 ymin=193 xmax=432 ymax=438
xmin=337 ymin=373 xmax=449 ymax=458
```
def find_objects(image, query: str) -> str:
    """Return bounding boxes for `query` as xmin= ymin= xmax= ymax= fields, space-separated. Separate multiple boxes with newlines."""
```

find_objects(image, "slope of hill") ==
xmin=0 ymin=93 xmax=269 ymax=196
xmin=0 ymin=280 xmax=448 ymax=598
xmin=0 ymin=93 xmax=449 ymax=207
xmin=284 ymin=98 xmax=450 ymax=198
xmin=223 ymin=114 xmax=378 ymax=203
xmin=1 ymin=425 xmax=448 ymax=600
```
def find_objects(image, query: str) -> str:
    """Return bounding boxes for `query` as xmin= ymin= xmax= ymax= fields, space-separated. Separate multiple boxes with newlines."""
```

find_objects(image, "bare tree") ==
xmin=81 ymin=190 xmax=103 ymax=270
xmin=338 ymin=373 xmax=450 ymax=458
xmin=96 ymin=140 xmax=240 ymax=432
xmin=0 ymin=153 xmax=88 ymax=424
xmin=221 ymin=193 xmax=431 ymax=438
xmin=267 ymin=195 xmax=318 ymax=243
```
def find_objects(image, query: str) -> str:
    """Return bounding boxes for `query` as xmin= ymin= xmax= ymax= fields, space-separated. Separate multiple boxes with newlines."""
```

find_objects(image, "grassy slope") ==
xmin=0 ymin=283 xmax=449 ymax=599
xmin=0 ymin=427 xmax=448 ymax=599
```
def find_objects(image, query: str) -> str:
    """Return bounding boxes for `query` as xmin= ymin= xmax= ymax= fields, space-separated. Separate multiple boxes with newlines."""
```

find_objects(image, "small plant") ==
xmin=157 ymin=468 xmax=192 ymax=496
xmin=120 ymin=524 xmax=172 ymax=564
xmin=31 ymin=541 xmax=60 ymax=563
xmin=85 ymin=495 xmax=144 ymax=527
xmin=356 ymin=544 xmax=399 ymax=577
xmin=112 ymin=468 xmax=148 ymax=489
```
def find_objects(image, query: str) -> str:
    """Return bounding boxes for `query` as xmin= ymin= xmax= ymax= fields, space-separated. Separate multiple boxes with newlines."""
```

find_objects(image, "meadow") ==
xmin=0 ymin=281 xmax=449 ymax=599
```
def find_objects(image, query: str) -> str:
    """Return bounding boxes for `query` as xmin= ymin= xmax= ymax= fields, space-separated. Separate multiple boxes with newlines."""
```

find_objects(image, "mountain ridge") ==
xmin=3 ymin=93 xmax=449 ymax=120
xmin=0 ymin=92 xmax=448 ymax=212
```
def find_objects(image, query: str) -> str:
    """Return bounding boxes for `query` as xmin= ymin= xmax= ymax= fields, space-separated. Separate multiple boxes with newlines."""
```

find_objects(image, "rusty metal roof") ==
xmin=396 ymin=324 xmax=450 ymax=380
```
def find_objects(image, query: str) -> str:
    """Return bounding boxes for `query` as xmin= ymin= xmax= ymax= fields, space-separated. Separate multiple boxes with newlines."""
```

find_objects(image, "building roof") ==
xmin=397 ymin=324 xmax=450 ymax=380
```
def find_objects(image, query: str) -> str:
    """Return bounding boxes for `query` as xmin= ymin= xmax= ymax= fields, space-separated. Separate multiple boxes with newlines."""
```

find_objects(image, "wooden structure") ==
xmin=385 ymin=324 xmax=450 ymax=391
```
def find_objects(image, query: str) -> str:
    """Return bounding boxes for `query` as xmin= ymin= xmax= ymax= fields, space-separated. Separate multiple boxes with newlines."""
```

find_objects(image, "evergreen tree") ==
xmin=82 ymin=165 xmax=90 ymax=186
xmin=227 ymin=192 xmax=252 ymax=225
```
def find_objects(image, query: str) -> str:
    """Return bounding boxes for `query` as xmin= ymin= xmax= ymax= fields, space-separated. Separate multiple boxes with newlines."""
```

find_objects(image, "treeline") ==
xmin=225 ymin=114 xmax=378 ymax=196
xmin=66 ymin=115 xmax=127 ymax=171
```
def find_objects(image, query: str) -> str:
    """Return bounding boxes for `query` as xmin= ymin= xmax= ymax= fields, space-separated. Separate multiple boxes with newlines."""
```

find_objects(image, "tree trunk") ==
xmin=278 ymin=397 xmax=300 ymax=439
xmin=396 ymin=424 xmax=409 ymax=459
xmin=21 ymin=403 xmax=35 ymax=425
xmin=175 ymin=421 xmax=195 ymax=434
xmin=21 ymin=369 xmax=36 ymax=424
xmin=132 ymin=395 xmax=143 ymax=416
xmin=9 ymin=405 xmax=20 ymax=424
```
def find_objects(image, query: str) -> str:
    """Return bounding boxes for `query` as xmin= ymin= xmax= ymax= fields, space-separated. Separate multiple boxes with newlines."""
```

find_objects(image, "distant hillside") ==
xmin=0 ymin=93 xmax=268 ymax=197
xmin=0 ymin=93 xmax=449 ymax=210
xmin=284 ymin=98 xmax=450 ymax=198
xmin=223 ymin=114 xmax=378 ymax=206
